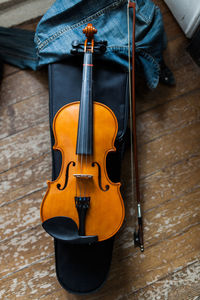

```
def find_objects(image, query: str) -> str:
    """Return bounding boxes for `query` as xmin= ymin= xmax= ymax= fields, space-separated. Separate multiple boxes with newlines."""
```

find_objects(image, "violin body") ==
xmin=41 ymin=101 xmax=125 ymax=241
xmin=41 ymin=24 xmax=125 ymax=243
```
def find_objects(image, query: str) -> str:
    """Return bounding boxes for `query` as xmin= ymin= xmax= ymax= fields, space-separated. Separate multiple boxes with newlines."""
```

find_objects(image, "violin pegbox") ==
xmin=70 ymin=23 xmax=107 ymax=55
xmin=83 ymin=23 xmax=97 ymax=53
xmin=83 ymin=23 xmax=97 ymax=40
xmin=71 ymin=39 xmax=107 ymax=55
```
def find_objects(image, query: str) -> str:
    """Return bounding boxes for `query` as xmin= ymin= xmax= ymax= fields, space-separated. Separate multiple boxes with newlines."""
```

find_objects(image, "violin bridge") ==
xmin=73 ymin=174 xmax=93 ymax=179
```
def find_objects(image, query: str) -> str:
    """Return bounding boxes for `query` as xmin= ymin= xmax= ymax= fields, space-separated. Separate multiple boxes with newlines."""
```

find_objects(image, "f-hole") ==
xmin=92 ymin=162 xmax=109 ymax=191
xmin=57 ymin=161 xmax=76 ymax=190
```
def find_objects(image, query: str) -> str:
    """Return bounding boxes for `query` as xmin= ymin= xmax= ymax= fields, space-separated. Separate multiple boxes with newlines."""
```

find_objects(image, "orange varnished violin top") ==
xmin=40 ymin=24 xmax=125 ymax=242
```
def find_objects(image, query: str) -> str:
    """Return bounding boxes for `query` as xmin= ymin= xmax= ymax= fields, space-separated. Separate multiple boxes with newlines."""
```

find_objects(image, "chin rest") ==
xmin=42 ymin=216 xmax=98 ymax=244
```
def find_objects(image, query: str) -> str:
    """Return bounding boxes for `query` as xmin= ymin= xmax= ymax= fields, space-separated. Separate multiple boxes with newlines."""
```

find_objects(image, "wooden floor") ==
xmin=0 ymin=1 xmax=200 ymax=299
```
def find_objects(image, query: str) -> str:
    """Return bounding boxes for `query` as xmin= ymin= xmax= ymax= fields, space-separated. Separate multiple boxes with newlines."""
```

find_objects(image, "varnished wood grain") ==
xmin=136 ymin=61 xmax=200 ymax=115
xmin=137 ymin=88 xmax=200 ymax=145
xmin=129 ymin=261 xmax=200 ymax=299
xmin=0 ymin=152 xmax=51 ymax=206
xmin=0 ymin=226 xmax=53 ymax=278
xmin=2 ymin=64 xmax=20 ymax=78
xmin=0 ymin=91 xmax=48 ymax=140
xmin=91 ymin=225 xmax=200 ymax=299
xmin=41 ymin=102 xmax=125 ymax=241
xmin=0 ymin=256 xmax=57 ymax=299
xmin=0 ymin=69 xmax=48 ymax=108
xmin=0 ymin=121 xmax=50 ymax=173
xmin=162 ymin=10 xmax=183 ymax=41
xmin=0 ymin=190 xmax=44 ymax=241
xmin=140 ymin=153 xmax=200 ymax=211
xmin=1 ymin=225 xmax=198 ymax=299
xmin=138 ymin=121 xmax=200 ymax=178
xmin=163 ymin=35 xmax=191 ymax=71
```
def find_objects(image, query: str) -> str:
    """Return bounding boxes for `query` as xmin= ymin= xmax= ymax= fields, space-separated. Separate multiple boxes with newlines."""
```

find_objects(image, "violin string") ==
xmin=80 ymin=54 xmax=87 ymax=198
xmin=127 ymin=2 xmax=135 ymax=218
xmin=85 ymin=53 xmax=88 ymax=198
xmin=84 ymin=52 xmax=88 ymax=198
xmin=85 ymin=50 xmax=92 ymax=198
xmin=80 ymin=154 xmax=83 ymax=197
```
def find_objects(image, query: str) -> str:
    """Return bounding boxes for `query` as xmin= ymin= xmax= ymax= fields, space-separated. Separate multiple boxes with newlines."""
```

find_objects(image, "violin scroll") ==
xmin=83 ymin=23 xmax=97 ymax=53
xmin=83 ymin=23 xmax=97 ymax=40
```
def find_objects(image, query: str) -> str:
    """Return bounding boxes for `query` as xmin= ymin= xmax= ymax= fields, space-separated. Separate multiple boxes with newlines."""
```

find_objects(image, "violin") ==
xmin=41 ymin=24 xmax=125 ymax=242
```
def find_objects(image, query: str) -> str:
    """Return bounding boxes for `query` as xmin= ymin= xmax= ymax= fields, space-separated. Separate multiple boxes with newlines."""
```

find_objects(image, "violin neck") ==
xmin=76 ymin=52 xmax=93 ymax=155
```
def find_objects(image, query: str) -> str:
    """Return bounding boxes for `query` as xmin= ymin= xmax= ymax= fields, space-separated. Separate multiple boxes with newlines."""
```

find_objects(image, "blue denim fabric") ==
xmin=35 ymin=0 xmax=167 ymax=89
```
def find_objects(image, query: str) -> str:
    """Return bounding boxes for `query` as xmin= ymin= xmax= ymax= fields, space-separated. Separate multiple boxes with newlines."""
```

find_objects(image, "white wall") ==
xmin=164 ymin=0 xmax=200 ymax=38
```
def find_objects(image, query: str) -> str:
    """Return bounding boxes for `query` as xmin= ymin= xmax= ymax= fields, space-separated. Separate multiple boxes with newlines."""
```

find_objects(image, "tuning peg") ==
xmin=71 ymin=40 xmax=81 ymax=48
xmin=98 ymin=40 xmax=108 ymax=46
xmin=70 ymin=48 xmax=83 ymax=55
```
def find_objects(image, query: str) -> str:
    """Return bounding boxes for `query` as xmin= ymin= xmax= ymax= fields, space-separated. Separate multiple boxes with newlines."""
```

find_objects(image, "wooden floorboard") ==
xmin=0 ymin=1 xmax=200 ymax=299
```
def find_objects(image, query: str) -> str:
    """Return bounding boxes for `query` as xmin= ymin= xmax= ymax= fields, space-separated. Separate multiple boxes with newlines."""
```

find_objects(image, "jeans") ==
xmin=0 ymin=0 xmax=169 ymax=88
xmin=35 ymin=0 xmax=167 ymax=88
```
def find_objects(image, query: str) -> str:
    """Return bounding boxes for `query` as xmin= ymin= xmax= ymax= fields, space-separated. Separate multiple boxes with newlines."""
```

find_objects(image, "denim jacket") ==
xmin=35 ymin=0 xmax=167 ymax=89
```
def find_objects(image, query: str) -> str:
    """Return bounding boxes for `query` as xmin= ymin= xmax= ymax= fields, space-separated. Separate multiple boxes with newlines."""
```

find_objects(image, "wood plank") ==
xmin=137 ymin=88 xmax=200 ymax=145
xmin=2 ymin=69 xmax=199 ymax=167
xmin=89 ymin=225 xmax=200 ymax=300
xmin=3 ymin=64 xmax=20 ymax=78
xmin=16 ymin=17 xmax=41 ymax=31
xmin=0 ymin=226 xmax=53 ymax=279
xmin=121 ymin=152 xmax=200 ymax=231
xmin=1 ymin=78 xmax=199 ymax=170
xmin=1 ymin=94 xmax=199 ymax=185
xmin=1 ymin=124 xmax=199 ymax=242
xmin=116 ymin=181 xmax=200 ymax=250
xmin=1 ymin=90 xmax=199 ymax=209
xmin=3 ymin=224 xmax=198 ymax=300
xmin=41 ymin=289 xmax=76 ymax=300
xmin=152 ymin=0 xmax=184 ymax=40
xmin=0 ymin=184 xmax=199 ymax=288
xmin=0 ymin=152 xmax=51 ymax=207
xmin=127 ymin=188 xmax=200 ymax=247
xmin=0 ymin=69 xmax=48 ymax=108
xmin=138 ymin=121 xmax=200 ymax=178
xmin=0 ymin=256 xmax=58 ymax=300
xmin=152 ymin=0 xmax=169 ymax=15
xmin=0 ymin=127 xmax=198 ymax=296
xmin=163 ymin=35 xmax=191 ymax=72
xmin=0 ymin=91 xmax=48 ymax=140
xmin=136 ymin=60 xmax=200 ymax=115
xmin=129 ymin=261 xmax=200 ymax=299
xmin=1 ymin=184 xmax=197 ymax=277
xmin=140 ymin=153 xmax=200 ymax=211
xmin=0 ymin=121 xmax=50 ymax=173
xmin=162 ymin=10 xmax=183 ymax=41
xmin=0 ymin=0 xmax=54 ymax=27
xmin=1 ymin=92 xmax=48 ymax=140
xmin=0 ymin=189 xmax=45 ymax=241
xmin=39 ymin=260 xmax=200 ymax=300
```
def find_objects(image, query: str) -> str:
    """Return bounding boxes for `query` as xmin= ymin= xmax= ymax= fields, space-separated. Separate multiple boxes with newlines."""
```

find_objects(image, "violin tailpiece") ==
xmin=75 ymin=196 xmax=90 ymax=236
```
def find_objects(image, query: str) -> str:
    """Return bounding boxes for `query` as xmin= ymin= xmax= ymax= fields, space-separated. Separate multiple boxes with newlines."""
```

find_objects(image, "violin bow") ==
xmin=128 ymin=1 xmax=144 ymax=252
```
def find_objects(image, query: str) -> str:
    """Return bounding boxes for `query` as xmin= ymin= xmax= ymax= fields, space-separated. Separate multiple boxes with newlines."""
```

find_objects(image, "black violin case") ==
xmin=48 ymin=54 xmax=129 ymax=294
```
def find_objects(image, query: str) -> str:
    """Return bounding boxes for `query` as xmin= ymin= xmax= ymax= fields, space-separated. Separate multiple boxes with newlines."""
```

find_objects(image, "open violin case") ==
xmin=37 ymin=0 xmax=172 ymax=293
xmin=48 ymin=53 xmax=129 ymax=294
